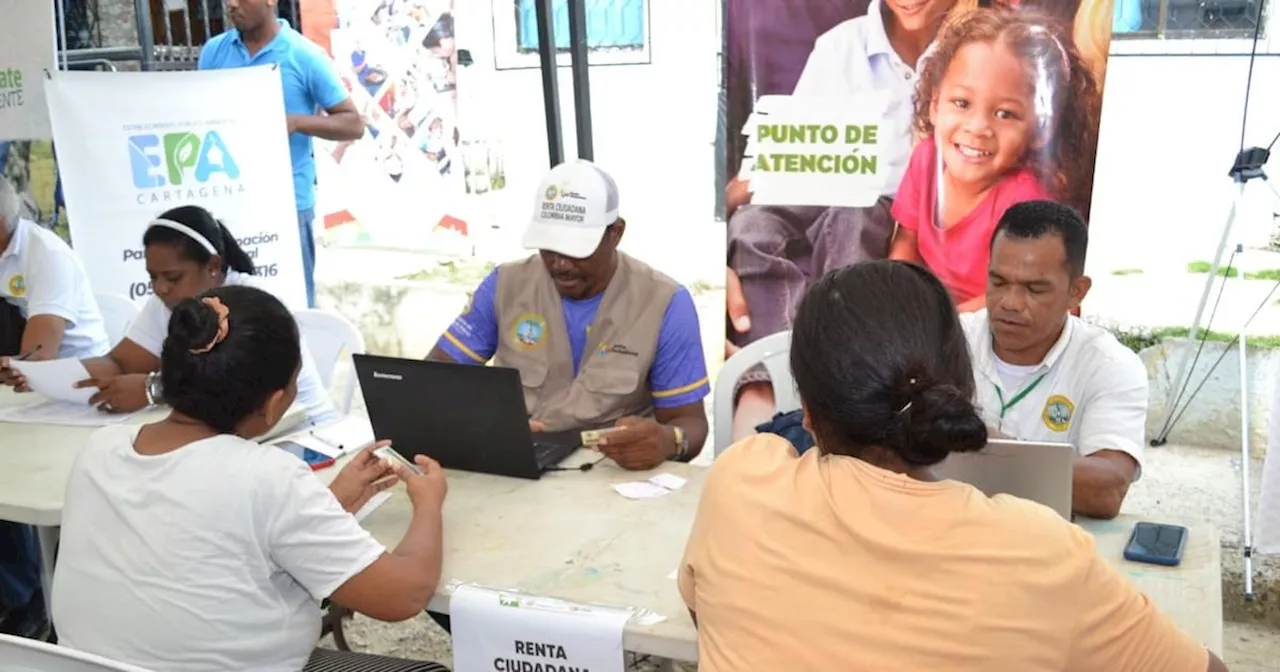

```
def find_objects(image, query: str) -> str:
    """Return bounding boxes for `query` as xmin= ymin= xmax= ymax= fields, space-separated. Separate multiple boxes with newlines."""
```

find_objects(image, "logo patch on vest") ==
xmin=510 ymin=312 xmax=547 ymax=351
xmin=6 ymin=274 xmax=24 ymax=298
xmin=544 ymin=185 xmax=558 ymax=201
xmin=596 ymin=343 xmax=640 ymax=358
xmin=1042 ymin=395 xmax=1074 ymax=432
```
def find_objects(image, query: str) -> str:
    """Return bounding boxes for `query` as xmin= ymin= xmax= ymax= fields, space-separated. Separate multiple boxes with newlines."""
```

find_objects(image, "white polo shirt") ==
xmin=961 ymin=309 xmax=1148 ymax=469
xmin=790 ymin=0 xmax=926 ymax=194
xmin=125 ymin=270 xmax=338 ymax=426
xmin=0 ymin=217 xmax=110 ymax=358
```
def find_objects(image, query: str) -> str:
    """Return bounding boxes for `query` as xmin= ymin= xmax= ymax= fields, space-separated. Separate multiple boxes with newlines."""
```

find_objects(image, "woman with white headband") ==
xmin=65 ymin=205 xmax=338 ymax=425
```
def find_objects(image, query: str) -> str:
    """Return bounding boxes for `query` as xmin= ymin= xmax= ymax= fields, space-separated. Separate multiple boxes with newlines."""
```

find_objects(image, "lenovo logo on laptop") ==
xmin=372 ymin=371 xmax=403 ymax=381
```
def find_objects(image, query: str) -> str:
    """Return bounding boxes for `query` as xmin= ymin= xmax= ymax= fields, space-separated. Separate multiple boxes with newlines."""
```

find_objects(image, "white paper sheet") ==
xmin=309 ymin=415 xmax=375 ymax=455
xmin=612 ymin=482 xmax=672 ymax=499
xmin=0 ymin=398 xmax=144 ymax=427
xmin=8 ymin=359 xmax=94 ymax=404
xmin=450 ymin=585 xmax=632 ymax=672
xmin=649 ymin=473 xmax=688 ymax=491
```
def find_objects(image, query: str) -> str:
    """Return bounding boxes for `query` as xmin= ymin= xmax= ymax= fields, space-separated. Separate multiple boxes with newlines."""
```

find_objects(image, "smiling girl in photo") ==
xmin=890 ymin=9 xmax=1100 ymax=310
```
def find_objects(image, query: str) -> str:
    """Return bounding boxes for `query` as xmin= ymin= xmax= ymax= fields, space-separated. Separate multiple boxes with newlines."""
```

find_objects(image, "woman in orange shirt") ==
xmin=678 ymin=260 xmax=1224 ymax=672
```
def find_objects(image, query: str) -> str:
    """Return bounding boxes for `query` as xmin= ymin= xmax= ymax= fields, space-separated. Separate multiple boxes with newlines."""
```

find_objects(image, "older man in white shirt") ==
xmin=962 ymin=200 xmax=1147 ymax=520
xmin=0 ymin=176 xmax=108 ymax=362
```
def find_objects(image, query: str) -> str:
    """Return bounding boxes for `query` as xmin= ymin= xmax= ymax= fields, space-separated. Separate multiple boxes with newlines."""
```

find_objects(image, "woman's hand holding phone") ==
xmin=329 ymin=440 xmax=397 ymax=514
xmin=384 ymin=451 xmax=447 ymax=511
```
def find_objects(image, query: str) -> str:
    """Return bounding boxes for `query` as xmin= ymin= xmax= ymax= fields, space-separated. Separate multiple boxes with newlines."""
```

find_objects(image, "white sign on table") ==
xmin=0 ymin=0 xmax=56 ymax=140
xmin=44 ymin=67 xmax=306 ymax=308
xmin=451 ymin=585 xmax=632 ymax=672
xmin=741 ymin=93 xmax=900 ymax=208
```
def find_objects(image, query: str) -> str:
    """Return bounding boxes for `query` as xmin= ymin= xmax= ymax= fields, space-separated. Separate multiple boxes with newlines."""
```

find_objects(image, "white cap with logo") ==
xmin=522 ymin=159 xmax=620 ymax=259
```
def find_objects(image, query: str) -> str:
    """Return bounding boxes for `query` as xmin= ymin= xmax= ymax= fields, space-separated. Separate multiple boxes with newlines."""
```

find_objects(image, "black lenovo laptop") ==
xmin=353 ymin=354 xmax=581 ymax=479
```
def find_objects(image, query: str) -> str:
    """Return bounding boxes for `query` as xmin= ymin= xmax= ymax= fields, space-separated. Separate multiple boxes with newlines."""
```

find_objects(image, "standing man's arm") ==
xmin=426 ymin=270 xmax=501 ymax=365
xmin=292 ymin=47 xmax=364 ymax=141
xmin=1072 ymin=353 xmax=1149 ymax=519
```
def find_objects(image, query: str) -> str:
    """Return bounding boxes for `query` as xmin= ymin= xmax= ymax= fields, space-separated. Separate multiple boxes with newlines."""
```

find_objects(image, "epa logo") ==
xmin=128 ymin=130 xmax=240 ymax=189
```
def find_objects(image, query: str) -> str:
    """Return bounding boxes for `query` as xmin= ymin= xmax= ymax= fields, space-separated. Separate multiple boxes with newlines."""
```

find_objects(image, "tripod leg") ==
xmin=1153 ymin=181 xmax=1247 ymax=444
xmin=1239 ymin=315 xmax=1256 ymax=599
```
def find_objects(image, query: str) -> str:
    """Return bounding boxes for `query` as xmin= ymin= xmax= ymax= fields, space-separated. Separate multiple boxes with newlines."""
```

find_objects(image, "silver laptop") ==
xmin=933 ymin=439 xmax=1074 ymax=519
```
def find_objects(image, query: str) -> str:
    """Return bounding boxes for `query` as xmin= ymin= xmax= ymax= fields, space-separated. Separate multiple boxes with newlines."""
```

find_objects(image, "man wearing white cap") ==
xmin=428 ymin=160 xmax=710 ymax=470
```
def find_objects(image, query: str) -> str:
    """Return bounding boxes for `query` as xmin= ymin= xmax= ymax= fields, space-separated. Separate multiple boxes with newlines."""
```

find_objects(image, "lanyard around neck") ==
xmin=994 ymin=374 xmax=1047 ymax=420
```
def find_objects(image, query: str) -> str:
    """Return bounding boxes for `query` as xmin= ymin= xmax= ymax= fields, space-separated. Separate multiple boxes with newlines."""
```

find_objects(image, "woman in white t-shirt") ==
xmin=53 ymin=284 xmax=449 ymax=672
xmin=64 ymin=205 xmax=337 ymax=425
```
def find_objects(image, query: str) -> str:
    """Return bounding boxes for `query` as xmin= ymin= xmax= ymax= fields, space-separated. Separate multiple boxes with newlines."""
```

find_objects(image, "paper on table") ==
xmin=649 ymin=473 xmax=687 ymax=491
xmin=310 ymin=415 xmax=375 ymax=455
xmin=0 ymin=398 xmax=145 ymax=427
xmin=612 ymin=482 xmax=672 ymax=499
xmin=8 ymin=359 xmax=94 ymax=404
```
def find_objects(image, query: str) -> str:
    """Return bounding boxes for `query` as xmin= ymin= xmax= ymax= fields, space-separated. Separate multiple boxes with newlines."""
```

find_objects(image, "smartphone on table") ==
xmin=1123 ymin=522 xmax=1188 ymax=567
xmin=277 ymin=441 xmax=337 ymax=471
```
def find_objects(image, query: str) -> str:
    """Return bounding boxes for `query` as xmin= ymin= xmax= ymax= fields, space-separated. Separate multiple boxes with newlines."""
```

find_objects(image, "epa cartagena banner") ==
xmin=0 ymin=0 xmax=56 ymax=141
xmin=45 ymin=67 xmax=307 ymax=308
xmin=724 ymin=0 xmax=1114 ymax=427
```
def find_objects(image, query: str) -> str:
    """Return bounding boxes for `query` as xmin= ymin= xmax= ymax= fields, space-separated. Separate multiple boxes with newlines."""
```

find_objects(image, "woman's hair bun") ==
xmin=167 ymin=298 xmax=222 ymax=354
xmin=895 ymin=380 xmax=988 ymax=466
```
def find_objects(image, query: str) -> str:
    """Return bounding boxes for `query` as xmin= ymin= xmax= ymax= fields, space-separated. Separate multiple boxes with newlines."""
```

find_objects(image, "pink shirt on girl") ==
xmin=891 ymin=141 xmax=1051 ymax=304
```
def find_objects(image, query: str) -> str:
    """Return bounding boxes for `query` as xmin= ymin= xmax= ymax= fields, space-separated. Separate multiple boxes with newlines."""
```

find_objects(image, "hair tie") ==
xmin=897 ymin=378 xmax=918 ymax=416
xmin=189 ymin=297 xmax=231 ymax=354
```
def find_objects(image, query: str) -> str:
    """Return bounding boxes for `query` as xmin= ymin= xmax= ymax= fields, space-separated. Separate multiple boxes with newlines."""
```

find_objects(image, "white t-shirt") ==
xmin=125 ymin=270 xmax=337 ymax=425
xmin=961 ymin=309 xmax=1148 ymax=470
xmin=0 ymin=218 xmax=109 ymax=358
xmin=52 ymin=426 xmax=387 ymax=672
xmin=788 ymin=0 xmax=925 ymax=194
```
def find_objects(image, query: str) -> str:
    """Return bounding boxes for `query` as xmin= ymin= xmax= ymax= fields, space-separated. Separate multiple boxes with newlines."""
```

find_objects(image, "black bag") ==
xmin=0 ymin=299 xmax=26 ymax=357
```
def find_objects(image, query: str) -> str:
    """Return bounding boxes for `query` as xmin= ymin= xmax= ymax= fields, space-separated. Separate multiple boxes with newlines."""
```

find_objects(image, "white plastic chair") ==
xmin=713 ymin=330 xmax=798 ymax=457
xmin=0 ymin=633 xmax=157 ymax=671
xmin=294 ymin=309 xmax=366 ymax=415
xmin=94 ymin=294 xmax=140 ymax=347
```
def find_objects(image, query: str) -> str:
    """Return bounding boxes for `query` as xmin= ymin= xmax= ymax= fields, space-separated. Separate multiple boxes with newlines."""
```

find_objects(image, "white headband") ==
xmin=148 ymin=218 xmax=219 ymax=256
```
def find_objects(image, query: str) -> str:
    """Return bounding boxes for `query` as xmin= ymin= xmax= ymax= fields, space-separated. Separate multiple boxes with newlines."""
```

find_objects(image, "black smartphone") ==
xmin=1123 ymin=522 xmax=1188 ymax=567
xmin=277 ymin=441 xmax=336 ymax=471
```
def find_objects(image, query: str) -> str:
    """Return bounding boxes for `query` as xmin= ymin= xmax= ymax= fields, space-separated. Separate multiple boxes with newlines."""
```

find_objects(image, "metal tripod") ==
xmin=1150 ymin=147 xmax=1280 ymax=599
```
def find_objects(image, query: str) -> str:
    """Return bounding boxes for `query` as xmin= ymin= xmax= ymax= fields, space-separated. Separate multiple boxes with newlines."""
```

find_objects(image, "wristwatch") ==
xmin=144 ymin=372 xmax=163 ymax=406
xmin=672 ymin=426 xmax=689 ymax=462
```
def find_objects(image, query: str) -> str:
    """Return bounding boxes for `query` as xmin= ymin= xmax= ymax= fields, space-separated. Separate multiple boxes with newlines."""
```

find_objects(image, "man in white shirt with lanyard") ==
xmin=0 ymin=176 xmax=108 ymax=361
xmin=961 ymin=200 xmax=1147 ymax=520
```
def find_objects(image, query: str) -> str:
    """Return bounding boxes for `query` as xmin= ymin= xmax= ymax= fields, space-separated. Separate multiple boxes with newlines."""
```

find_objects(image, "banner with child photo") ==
xmin=723 ymin=0 xmax=1115 ymax=436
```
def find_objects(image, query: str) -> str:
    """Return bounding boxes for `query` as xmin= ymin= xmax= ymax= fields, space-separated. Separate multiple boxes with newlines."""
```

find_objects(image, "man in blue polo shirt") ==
xmin=428 ymin=160 xmax=711 ymax=470
xmin=198 ymin=0 xmax=364 ymax=308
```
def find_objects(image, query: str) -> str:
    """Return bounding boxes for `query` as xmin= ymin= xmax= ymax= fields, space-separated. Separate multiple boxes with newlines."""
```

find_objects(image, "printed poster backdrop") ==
xmin=724 ymin=0 xmax=1113 ymax=432
xmin=302 ymin=0 xmax=489 ymax=251
xmin=45 ymin=67 xmax=307 ymax=308
xmin=0 ymin=0 xmax=56 ymax=141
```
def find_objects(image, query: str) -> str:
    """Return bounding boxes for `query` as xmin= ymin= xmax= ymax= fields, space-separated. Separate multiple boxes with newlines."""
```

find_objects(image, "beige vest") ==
xmin=493 ymin=252 xmax=678 ymax=431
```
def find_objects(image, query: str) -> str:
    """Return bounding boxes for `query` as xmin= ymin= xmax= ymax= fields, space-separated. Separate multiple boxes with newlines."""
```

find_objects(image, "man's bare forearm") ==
xmin=1072 ymin=453 xmax=1135 ymax=519
xmin=292 ymin=112 xmax=364 ymax=141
